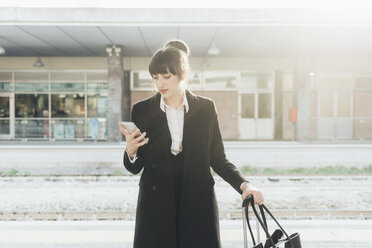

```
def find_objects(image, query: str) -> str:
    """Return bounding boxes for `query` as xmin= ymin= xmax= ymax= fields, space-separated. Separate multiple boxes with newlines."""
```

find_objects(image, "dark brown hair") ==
xmin=148 ymin=40 xmax=190 ymax=81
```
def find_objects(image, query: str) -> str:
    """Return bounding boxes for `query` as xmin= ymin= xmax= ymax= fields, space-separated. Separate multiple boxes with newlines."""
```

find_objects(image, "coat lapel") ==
xmin=148 ymin=89 xmax=198 ymax=170
xmin=182 ymin=89 xmax=199 ymax=172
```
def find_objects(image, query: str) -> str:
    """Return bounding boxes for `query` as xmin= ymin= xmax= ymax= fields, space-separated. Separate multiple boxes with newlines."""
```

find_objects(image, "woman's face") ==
xmin=152 ymin=70 xmax=185 ymax=98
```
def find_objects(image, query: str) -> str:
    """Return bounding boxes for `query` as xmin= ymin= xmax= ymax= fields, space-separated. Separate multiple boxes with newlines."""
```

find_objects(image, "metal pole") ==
xmin=242 ymin=207 xmax=248 ymax=248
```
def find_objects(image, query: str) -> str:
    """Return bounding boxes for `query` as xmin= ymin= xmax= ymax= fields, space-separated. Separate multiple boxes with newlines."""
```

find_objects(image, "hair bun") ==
xmin=164 ymin=40 xmax=190 ymax=56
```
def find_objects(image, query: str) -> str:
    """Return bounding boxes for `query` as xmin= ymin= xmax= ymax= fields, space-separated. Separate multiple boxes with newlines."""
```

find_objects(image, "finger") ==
xmin=137 ymin=138 xmax=149 ymax=147
xmin=120 ymin=125 xmax=129 ymax=137
xmin=130 ymin=128 xmax=141 ymax=138
xmin=135 ymin=132 xmax=147 ymax=143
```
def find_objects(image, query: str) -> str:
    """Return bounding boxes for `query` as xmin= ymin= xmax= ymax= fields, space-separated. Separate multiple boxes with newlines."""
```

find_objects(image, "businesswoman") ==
xmin=120 ymin=40 xmax=264 ymax=248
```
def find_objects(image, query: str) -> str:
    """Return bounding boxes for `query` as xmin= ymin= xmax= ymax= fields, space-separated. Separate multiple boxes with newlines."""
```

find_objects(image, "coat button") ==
xmin=152 ymin=185 xmax=156 ymax=191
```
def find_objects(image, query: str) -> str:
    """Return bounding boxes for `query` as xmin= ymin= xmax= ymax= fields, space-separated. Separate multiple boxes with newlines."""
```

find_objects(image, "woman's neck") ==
xmin=164 ymin=87 xmax=185 ymax=109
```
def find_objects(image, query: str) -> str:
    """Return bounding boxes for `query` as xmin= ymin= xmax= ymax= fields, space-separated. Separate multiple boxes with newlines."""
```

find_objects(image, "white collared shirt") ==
xmin=127 ymin=90 xmax=189 ymax=162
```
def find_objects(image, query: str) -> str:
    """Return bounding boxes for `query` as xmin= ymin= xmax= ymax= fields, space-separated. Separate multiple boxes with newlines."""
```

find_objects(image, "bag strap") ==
xmin=259 ymin=203 xmax=268 ymax=230
xmin=245 ymin=200 xmax=257 ymax=245
xmin=259 ymin=204 xmax=294 ymax=248
xmin=245 ymin=196 xmax=276 ymax=247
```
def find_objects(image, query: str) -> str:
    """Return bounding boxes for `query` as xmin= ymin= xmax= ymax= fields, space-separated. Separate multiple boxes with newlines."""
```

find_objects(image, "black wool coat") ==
xmin=123 ymin=89 xmax=248 ymax=248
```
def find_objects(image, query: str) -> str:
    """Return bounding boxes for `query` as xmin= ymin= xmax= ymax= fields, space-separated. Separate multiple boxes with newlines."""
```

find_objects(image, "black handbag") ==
xmin=242 ymin=195 xmax=302 ymax=248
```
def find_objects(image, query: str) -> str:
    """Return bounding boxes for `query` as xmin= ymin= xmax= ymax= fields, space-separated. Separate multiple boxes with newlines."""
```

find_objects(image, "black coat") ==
xmin=123 ymin=89 xmax=248 ymax=248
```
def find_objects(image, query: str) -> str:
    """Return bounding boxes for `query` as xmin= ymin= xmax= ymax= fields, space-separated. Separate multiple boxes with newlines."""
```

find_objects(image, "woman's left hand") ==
xmin=241 ymin=182 xmax=264 ymax=205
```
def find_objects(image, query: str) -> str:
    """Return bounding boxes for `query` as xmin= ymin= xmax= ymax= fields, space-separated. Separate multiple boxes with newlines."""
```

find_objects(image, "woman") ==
xmin=120 ymin=40 xmax=264 ymax=248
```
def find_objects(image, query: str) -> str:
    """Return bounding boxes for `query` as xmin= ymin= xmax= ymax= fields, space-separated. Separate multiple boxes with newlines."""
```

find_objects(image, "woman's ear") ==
xmin=182 ymin=70 xmax=187 ymax=81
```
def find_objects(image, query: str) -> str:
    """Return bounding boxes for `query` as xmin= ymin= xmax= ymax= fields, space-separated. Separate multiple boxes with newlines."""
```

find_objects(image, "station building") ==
xmin=1 ymin=8 xmax=372 ymax=142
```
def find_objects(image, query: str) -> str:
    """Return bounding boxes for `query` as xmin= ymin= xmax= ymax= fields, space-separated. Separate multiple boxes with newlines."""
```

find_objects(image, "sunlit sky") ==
xmin=0 ymin=0 xmax=372 ymax=9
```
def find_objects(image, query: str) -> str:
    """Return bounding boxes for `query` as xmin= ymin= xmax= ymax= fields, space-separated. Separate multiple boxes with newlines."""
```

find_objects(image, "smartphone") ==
xmin=119 ymin=121 xmax=145 ymax=142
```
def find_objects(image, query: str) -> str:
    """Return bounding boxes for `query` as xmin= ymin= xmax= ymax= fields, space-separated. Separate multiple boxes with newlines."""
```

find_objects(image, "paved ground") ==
xmin=0 ymin=220 xmax=370 ymax=248
xmin=1 ymin=141 xmax=372 ymax=175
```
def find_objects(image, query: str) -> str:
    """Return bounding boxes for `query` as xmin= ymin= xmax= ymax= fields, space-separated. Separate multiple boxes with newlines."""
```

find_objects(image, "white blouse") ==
xmin=127 ymin=90 xmax=189 ymax=163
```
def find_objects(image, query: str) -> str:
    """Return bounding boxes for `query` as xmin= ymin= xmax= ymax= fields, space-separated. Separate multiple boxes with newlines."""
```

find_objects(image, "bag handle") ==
xmin=259 ymin=204 xmax=294 ymax=248
xmin=246 ymin=195 xmax=295 ymax=248
xmin=243 ymin=196 xmax=276 ymax=247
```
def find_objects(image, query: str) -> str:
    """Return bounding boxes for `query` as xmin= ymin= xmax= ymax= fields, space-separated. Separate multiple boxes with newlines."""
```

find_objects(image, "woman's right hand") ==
xmin=119 ymin=124 xmax=149 ymax=155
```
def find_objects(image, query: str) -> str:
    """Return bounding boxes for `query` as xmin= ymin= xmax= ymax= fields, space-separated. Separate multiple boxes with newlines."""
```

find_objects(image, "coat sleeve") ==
xmin=209 ymin=100 xmax=249 ymax=194
xmin=123 ymin=104 xmax=146 ymax=175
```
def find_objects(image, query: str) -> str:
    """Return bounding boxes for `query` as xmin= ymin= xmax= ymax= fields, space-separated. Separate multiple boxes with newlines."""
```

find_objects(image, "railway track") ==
xmin=1 ymin=209 xmax=371 ymax=221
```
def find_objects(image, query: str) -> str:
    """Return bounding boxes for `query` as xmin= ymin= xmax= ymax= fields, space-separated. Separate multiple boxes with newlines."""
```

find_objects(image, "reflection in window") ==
xmin=133 ymin=72 xmax=153 ymax=88
xmin=204 ymin=72 xmax=237 ymax=89
xmin=87 ymin=83 xmax=108 ymax=92
xmin=0 ymin=82 xmax=12 ymax=92
xmin=52 ymin=120 xmax=84 ymax=139
xmin=88 ymin=93 xmax=107 ymax=118
xmin=51 ymin=83 xmax=84 ymax=92
xmin=0 ymin=97 xmax=10 ymax=118
xmin=241 ymin=94 xmax=255 ymax=118
xmin=258 ymin=94 xmax=271 ymax=118
xmin=15 ymin=120 xmax=49 ymax=138
xmin=51 ymin=94 xmax=85 ymax=117
xmin=15 ymin=94 xmax=49 ymax=118
xmin=15 ymin=82 xmax=48 ymax=92
xmin=0 ymin=120 xmax=10 ymax=134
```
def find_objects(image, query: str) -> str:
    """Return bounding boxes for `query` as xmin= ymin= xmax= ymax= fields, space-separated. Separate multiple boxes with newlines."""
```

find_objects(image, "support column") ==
xmin=295 ymin=64 xmax=311 ymax=142
xmin=274 ymin=71 xmax=283 ymax=140
xmin=107 ymin=45 xmax=124 ymax=142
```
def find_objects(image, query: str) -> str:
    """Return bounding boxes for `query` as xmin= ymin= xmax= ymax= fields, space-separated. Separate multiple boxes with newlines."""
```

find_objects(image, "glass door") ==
xmin=0 ymin=93 xmax=14 ymax=139
xmin=239 ymin=92 xmax=274 ymax=139
xmin=317 ymin=92 xmax=353 ymax=140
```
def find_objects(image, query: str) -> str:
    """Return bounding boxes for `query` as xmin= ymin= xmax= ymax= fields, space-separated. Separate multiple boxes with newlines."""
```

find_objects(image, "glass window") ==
xmin=51 ymin=119 xmax=84 ymax=139
xmin=15 ymin=82 xmax=48 ymax=92
xmin=133 ymin=71 xmax=153 ymax=88
xmin=87 ymin=118 xmax=107 ymax=140
xmin=241 ymin=72 xmax=272 ymax=89
xmin=0 ymin=71 xmax=13 ymax=92
xmin=186 ymin=72 xmax=202 ymax=89
xmin=51 ymin=94 xmax=85 ymax=118
xmin=87 ymin=93 xmax=107 ymax=118
xmin=282 ymin=72 xmax=293 ymax=90
xmin=356 ymin=76 xmax=372 ymax=89
xmin=51 ymin=83 xmax=84 ymax=92
xmin=258 ymin=93 xmax=272 ymax=118
xmin=317 ymin=77 xmax=352 ymax=89
xmin=15 ymin=94 xmax=49 ymax=118
xmin=319 ymin=93 xmax=333 ymax=118
xmin=0 ymin=83 xmax=12 ymax=92
xmin=0 ymin=120 xmax=10 ymax=134
xmin=0 ymin=96 xmax=10 ymax=118
xmin=337 ymin=93 xmax=351 ymax=118
xmin=87 ymin=83 xmax=108 ymax=92
xmin=15 ymin=119 xmax=49 ymax=139
xmin=204 ymin=71 xmax=237 ymax=89
xmin=241 ymin=94 xmax=255 ymax=118
xmin=87 ymin=71 xmax=108 ymax=92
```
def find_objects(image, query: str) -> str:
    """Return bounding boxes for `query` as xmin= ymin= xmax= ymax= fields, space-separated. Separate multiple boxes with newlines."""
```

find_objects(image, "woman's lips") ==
xmin=160 ymin=89 xmax=168 ymax=93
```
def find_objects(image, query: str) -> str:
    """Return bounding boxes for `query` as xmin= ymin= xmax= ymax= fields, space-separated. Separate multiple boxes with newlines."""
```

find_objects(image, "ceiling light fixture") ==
xmin=33 ymin=57 xmax=44 ymax=67
xmin=207 ymin=43 xmax=220 ymax=55
xmin=0 ymin=44 xmax=5 ymax=55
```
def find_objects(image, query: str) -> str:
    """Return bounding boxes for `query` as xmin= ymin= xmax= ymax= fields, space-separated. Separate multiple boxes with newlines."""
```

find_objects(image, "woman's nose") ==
xmin=156 ymin=79 xmax=164 ymax=88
